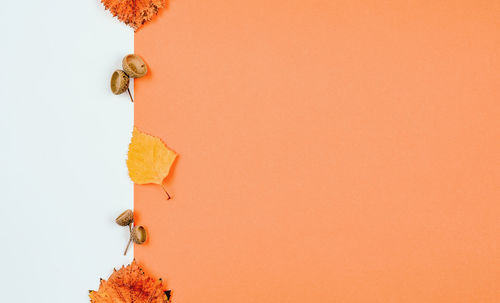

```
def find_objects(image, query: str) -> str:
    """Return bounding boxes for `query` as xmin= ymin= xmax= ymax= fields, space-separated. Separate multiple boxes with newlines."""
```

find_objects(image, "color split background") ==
xmin=1 ymin=1 xmax=500 ymax=302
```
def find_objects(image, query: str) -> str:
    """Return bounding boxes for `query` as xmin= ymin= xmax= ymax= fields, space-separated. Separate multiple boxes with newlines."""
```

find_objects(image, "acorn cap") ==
xmin=131 ymin=226 xmax=147 ymax=244
xmin=115 ymin=209 xmax=133 ymax=226
xmin=110 ymin=70 xmax=130 ymax=94
xmin=122 ymin=54 xmax=148 ymax=78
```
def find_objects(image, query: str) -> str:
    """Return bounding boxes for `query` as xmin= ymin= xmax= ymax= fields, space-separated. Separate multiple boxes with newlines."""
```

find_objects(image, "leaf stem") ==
xmin=161 ymin=183 xmax=171 ymax=200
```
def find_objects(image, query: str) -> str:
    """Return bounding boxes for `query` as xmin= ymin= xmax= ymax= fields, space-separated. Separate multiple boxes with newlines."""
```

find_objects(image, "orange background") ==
xmin=134 ymin=1 xmax=500 ymax=302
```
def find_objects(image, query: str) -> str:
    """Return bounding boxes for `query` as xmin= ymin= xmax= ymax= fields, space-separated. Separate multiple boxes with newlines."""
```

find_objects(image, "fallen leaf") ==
xmin=127 ymin=127 xmax=177 ymax=198
xmin=89 ymin=260 xmax=172 ymax=303
xmin=101 ymin=0 xmax=167 ymax=31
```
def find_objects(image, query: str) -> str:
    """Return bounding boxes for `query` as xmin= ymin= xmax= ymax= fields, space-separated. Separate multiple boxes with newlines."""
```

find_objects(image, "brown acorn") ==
xmin=122 ymin=54 xmax=148 ymax=78
xmin=123 ymin=225 xmax=148 ymax=255
xmin=131 ymin=226 xmax=147 ymax=244
xmin=110 ymin=70 xmax=129 ymax=94
xmin=115 ymin=209 xmax=133 ymax=226
xmin=110 ymin=70 xmax=134 ymax=102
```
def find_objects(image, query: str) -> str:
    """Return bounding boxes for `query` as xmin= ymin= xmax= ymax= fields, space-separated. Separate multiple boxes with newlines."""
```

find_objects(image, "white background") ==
xmin=0 ymin=1 xmax=134 ymax=302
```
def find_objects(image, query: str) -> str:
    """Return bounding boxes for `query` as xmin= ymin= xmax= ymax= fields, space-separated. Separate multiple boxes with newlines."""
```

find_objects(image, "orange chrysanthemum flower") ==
xmin=101 ymin=0 xmax=167 ymax=30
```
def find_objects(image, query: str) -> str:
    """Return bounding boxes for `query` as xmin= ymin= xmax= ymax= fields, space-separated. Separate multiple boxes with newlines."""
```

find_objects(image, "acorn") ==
xmin=122 ymin=54 xmax=148 ymax=78
xmin=131 ymin=226 xmax=147 ymax=244
xmin=123 ymin=224 xmax=148 ymax=255
xmin=115 ymin=209 xmax=134 ymax=226
xmin=110 ymin=70 xmax=130 ymax=95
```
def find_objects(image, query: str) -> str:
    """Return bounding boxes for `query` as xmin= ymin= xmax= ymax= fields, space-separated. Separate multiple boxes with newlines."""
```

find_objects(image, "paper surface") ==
xmin=0 ymin=1 xmax=134 ymax=302
xmin=134 ymin=1 xmax=500 ymax=302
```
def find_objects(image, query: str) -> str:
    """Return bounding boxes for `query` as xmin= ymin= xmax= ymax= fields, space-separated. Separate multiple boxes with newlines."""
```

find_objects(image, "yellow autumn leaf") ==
xmin=127 ymin=127 xmax=177 ymax=199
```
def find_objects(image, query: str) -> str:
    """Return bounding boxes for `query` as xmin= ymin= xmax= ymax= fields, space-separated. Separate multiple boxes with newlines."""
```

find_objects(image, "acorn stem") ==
xmin=127 ymin=87 xmax=134 ymax=102
xmin=161 ymin=183 xmax=171 ymax=200
xmin=124 ymin=223 xmax=133 ymax=255
xmin=124 ymin=235 xmax=133 ymax=255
